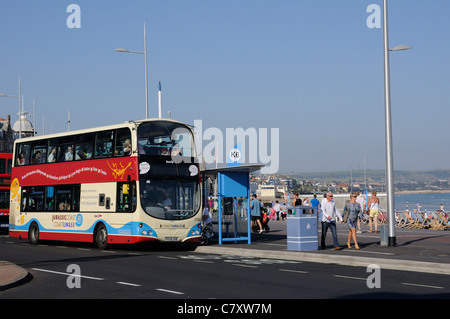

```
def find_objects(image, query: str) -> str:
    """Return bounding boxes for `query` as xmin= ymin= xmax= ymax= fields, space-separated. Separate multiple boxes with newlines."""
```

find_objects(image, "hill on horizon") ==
xmin=282 ymin=168 xmax=450 ymax=183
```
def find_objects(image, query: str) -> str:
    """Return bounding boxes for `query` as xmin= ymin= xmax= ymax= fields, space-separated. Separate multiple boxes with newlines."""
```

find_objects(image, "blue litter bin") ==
xmin=286 ymin=206 xmax=318 ymax=251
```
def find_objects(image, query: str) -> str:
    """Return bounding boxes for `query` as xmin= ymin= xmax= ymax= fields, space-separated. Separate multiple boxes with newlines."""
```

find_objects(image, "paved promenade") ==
xmin=2 ymin=220 xmax=450 ymax=290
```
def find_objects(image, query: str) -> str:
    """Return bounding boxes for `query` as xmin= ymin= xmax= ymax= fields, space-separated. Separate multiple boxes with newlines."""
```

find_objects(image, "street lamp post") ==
xmin=348 ymin=165 xmax=353 ymax=193
xmin=115 ymin=23 xmax=149 ymax=119
xmin=383 ymin=0 xmax=412 ymax=247
xmin=0 ymin=76 xmax=22 ymax=138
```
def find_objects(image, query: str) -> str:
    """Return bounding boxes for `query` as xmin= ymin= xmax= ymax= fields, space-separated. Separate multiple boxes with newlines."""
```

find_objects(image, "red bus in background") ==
xmin=0 ymin=152 xmax=12 ymax=229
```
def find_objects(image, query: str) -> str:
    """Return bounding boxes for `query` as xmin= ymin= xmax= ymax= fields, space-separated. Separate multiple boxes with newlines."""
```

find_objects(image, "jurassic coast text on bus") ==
xmin=9 ymin=119 xmax=202 ymax=248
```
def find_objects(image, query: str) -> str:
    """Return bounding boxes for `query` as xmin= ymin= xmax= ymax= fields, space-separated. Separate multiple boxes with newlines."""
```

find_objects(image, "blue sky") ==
xmin=1 ymin=1 xmax=449 ymax=174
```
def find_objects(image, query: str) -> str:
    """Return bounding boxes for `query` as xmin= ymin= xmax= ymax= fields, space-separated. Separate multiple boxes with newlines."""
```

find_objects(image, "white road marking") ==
xmin=31 ymin=268 xmax=104 ymax=281
xmin=333 ymin=275 xmax=366 ymax=281
xmin=117 ymin=281 xmax=141 ymax=287
xmin=232 ymin=264 xmax=258 ymax=268
xmin=280 ymin=269 xmax=308 ymax=274
xmin=193 ymin=260 xmax=215 ymax=264
xmin=401 ymin=282 xmax=443 ymax=289
xmin=156 ymin=288 xmax=185 ymax=295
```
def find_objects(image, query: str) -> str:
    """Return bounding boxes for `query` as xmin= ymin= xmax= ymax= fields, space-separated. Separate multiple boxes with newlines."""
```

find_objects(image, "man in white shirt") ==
xmin=356 ymin=191 xmax=366 ymax=233
xmin=321 ymin=192 xmax=342 ymax=250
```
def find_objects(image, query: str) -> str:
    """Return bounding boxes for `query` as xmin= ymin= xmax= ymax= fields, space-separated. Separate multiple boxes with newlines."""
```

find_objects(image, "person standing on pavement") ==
xmin=311 ymin=194 xmax=320 ymax=224
xmin=367 ymin=191 xmax=380 ymax=233
xmin=343 ymin=193 xmax=361 ymax=249
xmin=201 ymin=206 xmax=214 ymax=245
xmin=250 ymin=194 xmax=264 ymax=234
xmin=310 ymin=194 xmax=320 ymax=212
xmin=355 ymin=191 xmax=366 ymax=234
xmin=321 ymin=192 xmax=343 ymax=250
xmin=274 ymin=200 xmax=281 ymax=220
xmin=294 ymin=193 xmax=302 ymax=206
xmin=320 ymin=193 xmax=327 ymax=224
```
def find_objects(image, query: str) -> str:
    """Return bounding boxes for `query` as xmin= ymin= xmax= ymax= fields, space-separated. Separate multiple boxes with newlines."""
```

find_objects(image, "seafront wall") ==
xmin=293 ymin=193 xmax=387 ymax=212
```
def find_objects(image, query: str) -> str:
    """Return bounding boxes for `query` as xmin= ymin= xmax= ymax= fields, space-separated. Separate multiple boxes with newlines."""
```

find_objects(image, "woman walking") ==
xmin=343 ymin=193 xmax=362 ymax=249
xmin=367 ymin=191 xmax=380 ymax=233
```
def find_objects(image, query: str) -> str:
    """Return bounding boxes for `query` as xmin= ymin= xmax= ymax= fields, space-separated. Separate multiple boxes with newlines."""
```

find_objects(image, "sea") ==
xmin=395 ymin=192 xmax=450 ymax=212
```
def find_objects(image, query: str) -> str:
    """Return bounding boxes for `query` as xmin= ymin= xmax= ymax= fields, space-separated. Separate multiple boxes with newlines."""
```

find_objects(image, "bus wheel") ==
xmin=95 ymin=224 xmax=108 ymax=250
xmin=28 ymin=222 xmax=40 ymax=245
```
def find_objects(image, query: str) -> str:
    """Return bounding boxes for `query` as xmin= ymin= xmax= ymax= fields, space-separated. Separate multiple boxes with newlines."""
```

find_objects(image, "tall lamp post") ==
xmin=383 ymin=0 xmax=412 ymax=247
xmin=115 ymin=23 xmax=149 ymax=119
xmin=0 ymin=76 xmax=22 ymax=138
xmin=348 ymin=165 xmax=353 ymax=193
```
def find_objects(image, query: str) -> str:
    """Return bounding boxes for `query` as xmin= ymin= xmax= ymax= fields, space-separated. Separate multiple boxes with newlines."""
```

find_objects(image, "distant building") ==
xmin=0 ymin=111 xmax=35 ymax=153
xmin=0 ymin=115 xmax=14 ymax=152
xmin=12 ymin=110 xmax=35 ymax=138
xmin=257 ymin=184 xmax=287 ymax=201
xmin=336 ymin=184 xmax=349 ymax=192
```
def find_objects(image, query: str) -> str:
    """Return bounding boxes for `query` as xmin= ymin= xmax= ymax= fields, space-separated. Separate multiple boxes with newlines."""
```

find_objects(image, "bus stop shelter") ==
xmin=201 ymin=164 xmax=263 ymax=245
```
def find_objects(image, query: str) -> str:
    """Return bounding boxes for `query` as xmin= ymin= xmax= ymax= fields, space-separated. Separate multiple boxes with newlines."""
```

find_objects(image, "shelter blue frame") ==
xmin=201 ymin=165 xmax=264 ymax=245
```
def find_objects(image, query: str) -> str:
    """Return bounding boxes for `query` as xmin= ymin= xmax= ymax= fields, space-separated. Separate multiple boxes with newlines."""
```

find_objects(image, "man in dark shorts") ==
xmin=250 ymin=194 xmax=263 ymax=234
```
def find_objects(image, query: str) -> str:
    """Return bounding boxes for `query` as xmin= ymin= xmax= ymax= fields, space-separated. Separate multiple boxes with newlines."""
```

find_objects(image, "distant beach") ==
xmin=395 ymin=191 xmax=450 ymax=212
xmin=395 ymin=190 xmax=450 ymax=194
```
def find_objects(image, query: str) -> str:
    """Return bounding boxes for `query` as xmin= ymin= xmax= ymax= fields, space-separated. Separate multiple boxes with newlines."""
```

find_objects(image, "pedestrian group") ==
xmin=201 ymin=190 xmax=379 ymax=250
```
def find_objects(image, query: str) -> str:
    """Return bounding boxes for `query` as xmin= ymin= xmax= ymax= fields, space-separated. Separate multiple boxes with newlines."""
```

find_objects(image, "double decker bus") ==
xmin=9 ymin=119 xmax=202 ymax=248
xmin=0 ymin=152 xmax=12 ymax=229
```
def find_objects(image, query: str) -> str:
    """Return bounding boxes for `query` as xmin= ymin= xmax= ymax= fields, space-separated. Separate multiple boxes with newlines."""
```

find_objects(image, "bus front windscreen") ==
xmin=137 ymin=121 xmax=200 ymax=220
xmin=140 ymin=179 xmax=200 ymax=220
